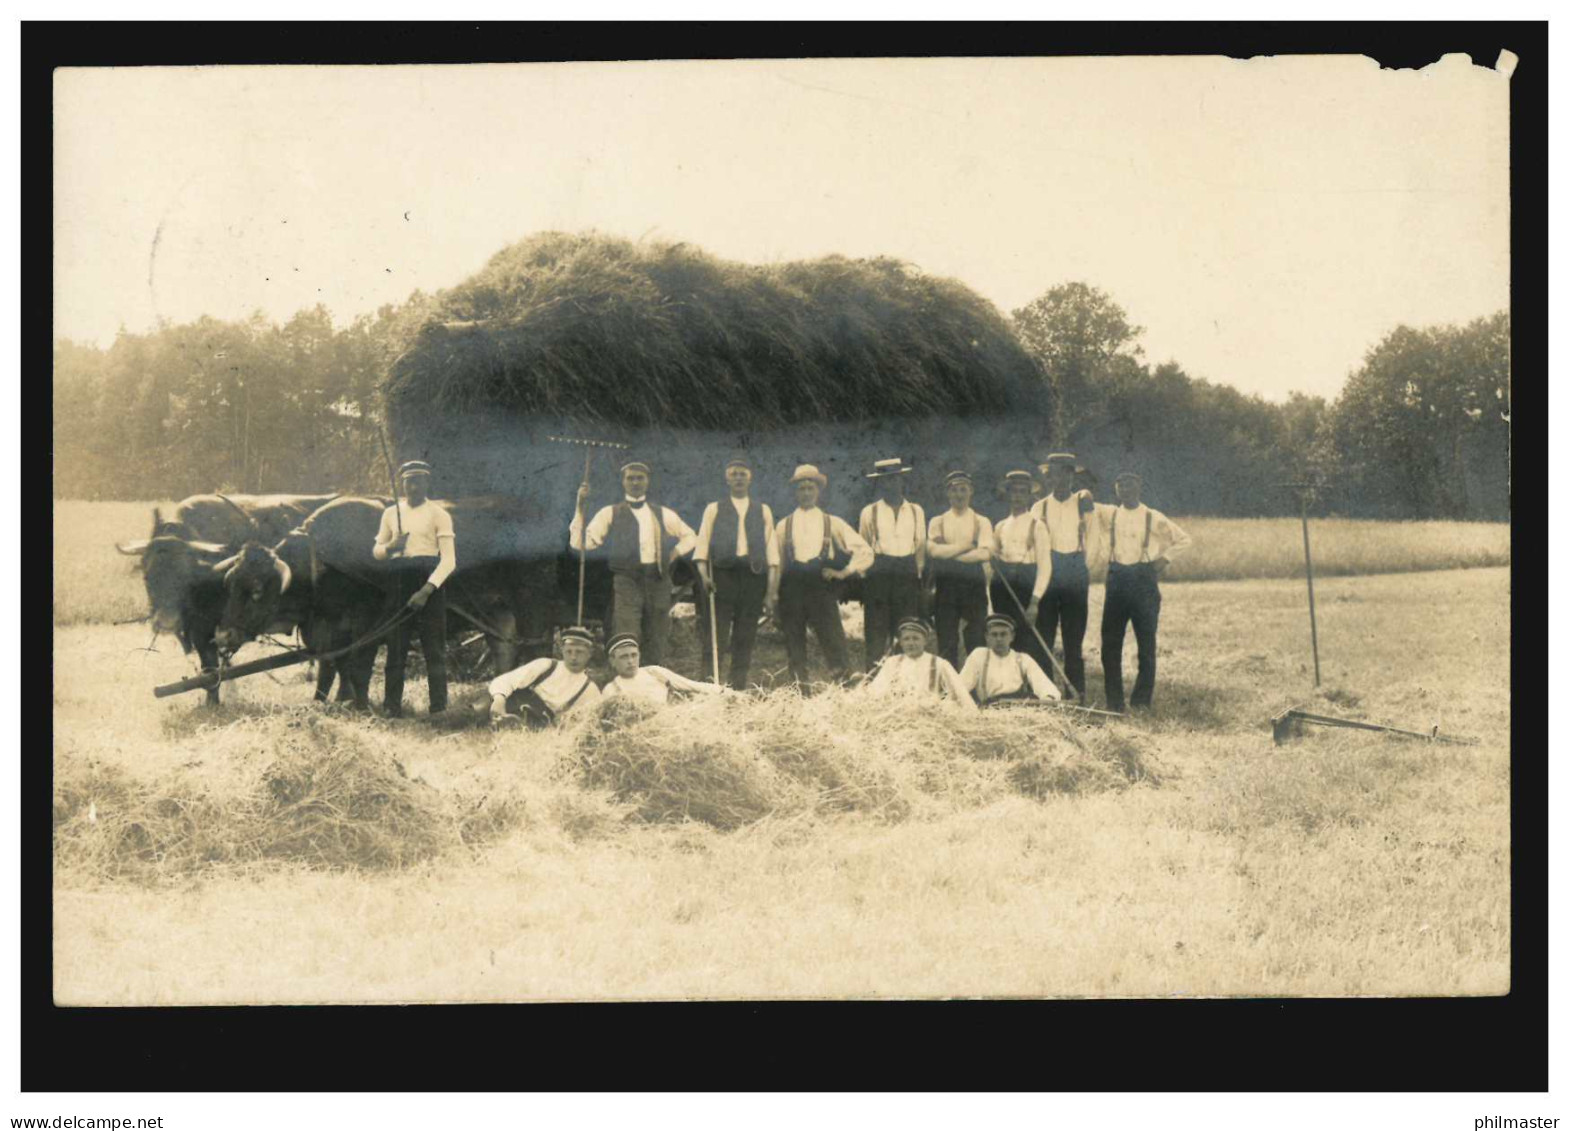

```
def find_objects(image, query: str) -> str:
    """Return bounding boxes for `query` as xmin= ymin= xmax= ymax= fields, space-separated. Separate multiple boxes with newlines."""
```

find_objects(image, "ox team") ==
xmin=165 ymin=453 xmax=1190 ymax=721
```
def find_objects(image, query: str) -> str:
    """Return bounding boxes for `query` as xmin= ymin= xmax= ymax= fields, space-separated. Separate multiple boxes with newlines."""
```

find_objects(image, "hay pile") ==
xmin=53 ymin=710 xmax=523 ymax=881
xmin=567 ymin=688 xmax=1161 ymax=831
xmin=379 ymin=232 xmax=1049 ymax=510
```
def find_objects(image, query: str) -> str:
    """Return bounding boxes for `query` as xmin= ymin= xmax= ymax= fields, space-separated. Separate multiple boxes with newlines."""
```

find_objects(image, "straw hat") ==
xmin=789 ymin=464 xmax=828 ymax=488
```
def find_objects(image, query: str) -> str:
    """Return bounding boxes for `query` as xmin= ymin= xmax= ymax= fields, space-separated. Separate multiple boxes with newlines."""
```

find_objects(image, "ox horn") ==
xmin=211 ymin=553 xmax=242 ymax=576
xmin=276 ymin=558 xmax=293 ymax=593
xmin=188 ymin=540 xmax=231 ymax=555
xmin=116 ymin=540 xmax=151 ymax=555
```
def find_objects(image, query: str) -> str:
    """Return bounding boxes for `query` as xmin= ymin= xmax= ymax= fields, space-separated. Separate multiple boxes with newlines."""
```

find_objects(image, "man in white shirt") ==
xmin=694 ymin=455 xmax=781 ymax=690
xmin=774 ymin=465 xmax=874 ymax=688
xmin=1090 ymin=472 xmax=1194 ymax=712
xmin=858 ymin=457 xmax=927 ymax=671
xmin=570 ymin=459 xmax=697 ymax=667
xmin=600 ymin=633 xmax=725 ymax=705
xmin=988 ymin=469 xmax=1051 ymax=673
xmin=372 ymin=460 xmax=457 ymax=717
xmin=488 ymin=625 xmax=601 ymax=728
xmin=959 ymin=614 xmax=1060 ymax=706
xmin=865 ymin=617 xmax=977 ymax=711
xmin=1029 ymin=453 xmax=1098 ymax=700
xmin=927 ymin=470 xmax=993 ymax=669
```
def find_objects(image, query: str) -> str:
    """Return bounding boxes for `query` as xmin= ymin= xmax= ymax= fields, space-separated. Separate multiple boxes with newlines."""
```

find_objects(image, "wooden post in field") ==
xmin=1279 ymin=482 xmax=1322 ymax=687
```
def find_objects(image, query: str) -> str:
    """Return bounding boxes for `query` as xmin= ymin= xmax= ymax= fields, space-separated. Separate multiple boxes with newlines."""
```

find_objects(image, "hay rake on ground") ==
xmin=1269 ymin=706 xmax=1480 ymax=747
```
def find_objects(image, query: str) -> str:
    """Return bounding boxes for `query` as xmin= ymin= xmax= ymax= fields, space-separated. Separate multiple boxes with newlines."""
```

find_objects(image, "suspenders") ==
xmin=784 ymin=511 xmax=835 ymax=564
xmin=1039 ymin=495 xmax=1087 ymax=553
xmin=869 ymin=501 xmax=925 ymax=556
xmin=1110 ymin=508 xmax=1155 ymax=564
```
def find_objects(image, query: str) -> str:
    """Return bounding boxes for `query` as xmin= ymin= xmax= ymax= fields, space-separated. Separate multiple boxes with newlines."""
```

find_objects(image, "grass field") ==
xmin=53 ymin=496 xmax=1511 ymax=1000
xmin=53 ymin=501 xmax=1510 ymax=628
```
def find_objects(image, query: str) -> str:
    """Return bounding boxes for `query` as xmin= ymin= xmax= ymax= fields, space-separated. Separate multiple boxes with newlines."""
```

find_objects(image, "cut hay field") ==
xmin=53 ymin=520 xmax=1511 ymax=1000
xmin=53 ymin=500 xmax=1509 ymax=628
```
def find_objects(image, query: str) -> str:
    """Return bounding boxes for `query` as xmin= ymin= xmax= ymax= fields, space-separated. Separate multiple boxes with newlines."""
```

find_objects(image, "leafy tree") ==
xmin=1012 ymin=282 xmax=1144 ymax=447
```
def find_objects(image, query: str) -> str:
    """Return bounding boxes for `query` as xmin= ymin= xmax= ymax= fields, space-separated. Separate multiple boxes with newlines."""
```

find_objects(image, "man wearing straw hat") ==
xmin=773 ymin=464 xmax=873 ymax=688
xmin=1089 ymin=471 xmax=1193 ymax=712
xmin=864 ymin=617 xmax=977 ymax=710
xmin=600 ymin=633 xmax=726 ymax=705
xmin=694 ymin=454 xmax=781 ymax=690
xmin=1028 ymin=452 xmax=1099 ymax=700
xmin=858 ymin=457 xmax=927 ymax=671
xmin=570 ymin=458 xmax=697 ymax=668
xmin=372 ymin=459 xmax=456 ymax=717
xmin=487 ymin=625 xmax=601 ymax=729
xmin=959 ymin=613 xmax=1060 ymax=707
xmin=927 ymin=469 xmax=994 ymax=670
xmin=988 ymin=469 xmax=1051 ymax=672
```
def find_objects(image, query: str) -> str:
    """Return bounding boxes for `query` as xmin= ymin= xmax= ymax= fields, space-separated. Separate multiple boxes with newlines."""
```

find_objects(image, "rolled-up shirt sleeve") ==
xmin=425 ymin=507 xmax=456 ymax=588
xmin=569 ymin=505 xmax=613 ymax=552
xmin=1031 ymin=519 xmax=1050 ymax=600
xmin=693 ymin=503 xmax=719 ymax=564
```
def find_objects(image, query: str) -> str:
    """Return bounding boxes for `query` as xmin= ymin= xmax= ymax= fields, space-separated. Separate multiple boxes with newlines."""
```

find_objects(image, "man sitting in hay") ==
xmin=600 ymin=632 xmax=726 ymax=705
xmin=488 ymin=625 xmax=601 ymax=729
xmin=960 ymin=613 xmax=1060 ymax=707
xmin=865 ymin=617 xmax=977 ymax=711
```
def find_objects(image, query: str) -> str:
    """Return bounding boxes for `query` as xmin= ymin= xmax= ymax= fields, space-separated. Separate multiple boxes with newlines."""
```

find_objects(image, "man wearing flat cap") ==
xmin=1028 ymin=452 xmax=1099 ymax=700
xmin=488 ymin=625 xmax=601 ymax=729
xmin=988 ymin=469 xmax=1051 ymax=672
xmin=694 ymin=455 xmax=781 ymax=690
xmin=865 ymin=617 xmax=977 ymax=710
xmin=571 ymin=458 xmax=697 ymax=668
xmin=927 ymin=469 xmax=994 ymax=670
xmin=858 ymin=457 xmax=927 ymax=670
xmin=373 ymin=459 xmax=456 ymax=717
xmin=1088 ymin=471 xmax=1193 ymax=712
xmin=959 ymin=613 xmax=1060 ymax=707
xmin=773 ymin=464 xmax=873 ymax=688
xmin=600 ymin=633 xmax=726 ymax=704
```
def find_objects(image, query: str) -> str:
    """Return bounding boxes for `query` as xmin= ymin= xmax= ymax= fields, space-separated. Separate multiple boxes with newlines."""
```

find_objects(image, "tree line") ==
xmin=52 ymin=283 xmax=1509 ymax=520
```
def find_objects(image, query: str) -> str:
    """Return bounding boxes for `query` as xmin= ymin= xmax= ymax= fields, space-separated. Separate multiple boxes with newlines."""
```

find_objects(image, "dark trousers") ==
xmin=384 ymin=558 xmax=448 ymax=716
xmin=862 ymin=557 xmax=922 ymax=669
xmin=779 ymin=566 xmax=849 ymax=685
xmin=702 ymin=565 xmax=768 ymax=689
xmin=1102 ymin=562 xmax=1162 ymax=711
xmin=933 ymin=573 xmax=988 ymax=669
xmin=611 ymin=566 xmax=673 ymax=666
xmin=990 ymin=561 xmax=1047 ymax=670
xmin=1039 ymin=551 xmax=1090 ymax=698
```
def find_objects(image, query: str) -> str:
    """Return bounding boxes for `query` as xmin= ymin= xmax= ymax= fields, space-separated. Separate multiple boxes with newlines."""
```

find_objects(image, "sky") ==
xmin=53 ymin=54 xmax=1510 ymax=402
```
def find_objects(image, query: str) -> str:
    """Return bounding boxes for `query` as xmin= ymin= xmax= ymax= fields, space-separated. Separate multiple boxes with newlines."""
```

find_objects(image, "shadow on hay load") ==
xmin=380 ymin=231 xmax=1053 ymax=652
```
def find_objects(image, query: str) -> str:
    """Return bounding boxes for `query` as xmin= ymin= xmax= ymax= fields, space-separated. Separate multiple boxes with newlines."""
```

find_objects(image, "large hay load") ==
xmin=380 ymin=232 xmax=1049 ymax=641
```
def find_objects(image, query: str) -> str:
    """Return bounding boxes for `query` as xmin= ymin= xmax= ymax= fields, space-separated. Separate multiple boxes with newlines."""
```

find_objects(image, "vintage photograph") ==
xmin=52 ymin=53 xmax=1511 ymax=1004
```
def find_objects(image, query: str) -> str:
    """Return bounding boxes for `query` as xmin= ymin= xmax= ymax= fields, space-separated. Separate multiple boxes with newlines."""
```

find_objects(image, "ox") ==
xmin=212 ymin=495 xmax=571 ymax=713
xmin=117 ymin=492 xmax=347 ymax=705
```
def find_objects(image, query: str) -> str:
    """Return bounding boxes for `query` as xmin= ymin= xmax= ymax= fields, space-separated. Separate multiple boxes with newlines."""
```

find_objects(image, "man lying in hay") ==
xmin=487 ymin=625 xmax=601 ymax=729
xmin=960 ymin=613 xmax=1060 ymax=707
xmin=601 ymin=632 xmax=726 ymax=705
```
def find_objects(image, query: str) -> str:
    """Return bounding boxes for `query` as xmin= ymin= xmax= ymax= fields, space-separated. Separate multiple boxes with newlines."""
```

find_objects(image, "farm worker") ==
xmin=487 ymin=625 xmax=601 ymax=729
xmin=959 ymin=613 xmax=1060 ymax=706
xmin=773 ymin=464 xmax=873 ymax=689
xmin=858 ymin=457 xmax=927 ymax=670
xmin=1028 ymin=452 xmax=1099 ymax=700
xmin=373 ymin=459 xmax=456 ymax=717
xmin=865 ymin=617 xmax=977 ymax=710
xmin=570 ymin=458 xmax=698 ymax=668
xmin=927 ymin=469 xmax=994 ymax=670
xmin=1089 ymin=471 xmax=1193 ymax=712
xmin=599 ymin=633 xmax=726 ymax=704
xmin=693 ymin=455 xmax=782 ymax=690
xmin=989 ymin=469 xmax=1051 ymax=673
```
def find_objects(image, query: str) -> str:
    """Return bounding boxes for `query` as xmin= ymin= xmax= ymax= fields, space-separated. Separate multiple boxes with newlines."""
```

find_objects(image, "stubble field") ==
xmin=52 ymin=500 xmax=1511 ymax=1001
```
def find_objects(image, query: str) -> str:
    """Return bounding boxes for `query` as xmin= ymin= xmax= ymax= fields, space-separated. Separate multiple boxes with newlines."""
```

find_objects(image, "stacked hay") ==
xmin=380 ymin=232 xmax=1049 ymax=534
xmin=566 ymin=688 xmax=1159 ymax=832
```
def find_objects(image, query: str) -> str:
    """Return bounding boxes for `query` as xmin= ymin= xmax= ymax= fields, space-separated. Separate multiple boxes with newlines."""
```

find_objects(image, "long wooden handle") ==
xmin=991 ymin=566 xmax=1077 ymax=701
xmin=576 ymin=448 xmax=591 ymax=625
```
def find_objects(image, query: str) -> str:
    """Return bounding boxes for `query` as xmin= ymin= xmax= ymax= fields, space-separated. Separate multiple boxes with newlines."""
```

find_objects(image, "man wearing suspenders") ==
xmin=1030 ymin=452 xmax=1098 ymax=700
xmin=1091 ymin=471 xmax=1193 ymax=712
xmin=372 ymin=459 xmax=456 ymax=718
xmin=927 ymin=469 xmax=994 ymax=670
xmin=488 ymin=625 xmax=601 ymax=729
xmin=570 ymin=458 xmax=697 ymax=668
xmin=858 ymin=457 xmax=927 ymax=670
xmin=989 ymin=469 xmax=1051 ymax=672
xmin=774 ymin=464 xmax=874 ymax=688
